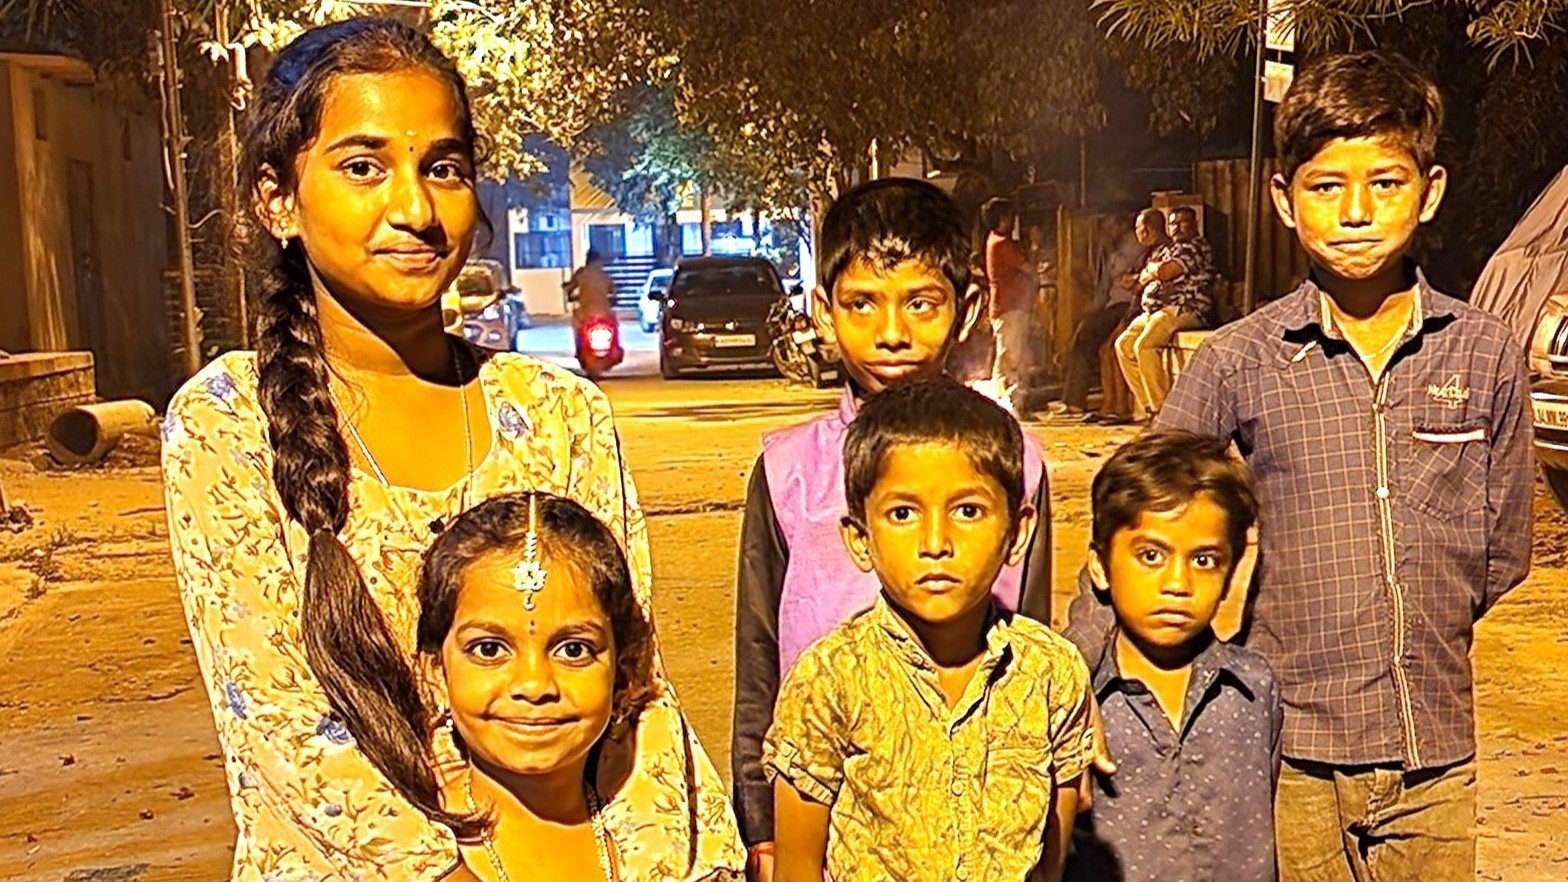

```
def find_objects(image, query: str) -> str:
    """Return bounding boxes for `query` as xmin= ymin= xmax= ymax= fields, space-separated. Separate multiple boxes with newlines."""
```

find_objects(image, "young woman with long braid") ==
xmin=161 ymin=18 xmax=740 ymax=881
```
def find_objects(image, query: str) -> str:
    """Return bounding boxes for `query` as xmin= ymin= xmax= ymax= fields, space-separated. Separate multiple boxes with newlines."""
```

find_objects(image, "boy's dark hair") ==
xmin=818 ymin=178 xmax=970 ymax=299
xmin=982 ymin=197 xmax=1015 ymax=232
xmin=586 ymin=248 xmax=604 ymax=265
xmin=843 ymin=377 xmax=1025 ymax=527
xmin=1091 ymin=432 xmax=1258 ymax=565
xmin=1171 ymin=206 xmax=1198 ymax=223
xmin=1275 ymin=51 xmax=1444 ymax=182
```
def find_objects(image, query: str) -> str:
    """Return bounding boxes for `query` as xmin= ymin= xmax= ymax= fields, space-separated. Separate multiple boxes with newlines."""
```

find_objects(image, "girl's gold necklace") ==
xmin=464 ymin=772 xmax=615 ymax=882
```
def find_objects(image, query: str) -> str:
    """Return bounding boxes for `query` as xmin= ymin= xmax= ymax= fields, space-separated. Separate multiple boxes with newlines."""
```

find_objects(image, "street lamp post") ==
xmin=1241 ymin=0 xmax=1268 ymax=317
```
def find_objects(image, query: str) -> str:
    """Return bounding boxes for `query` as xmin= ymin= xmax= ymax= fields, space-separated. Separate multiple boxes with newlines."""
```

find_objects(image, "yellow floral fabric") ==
xmin=763 ymin=597 xmax=1094 ymax=882
xmin=162 ymin=350 xmax=744 ymax=882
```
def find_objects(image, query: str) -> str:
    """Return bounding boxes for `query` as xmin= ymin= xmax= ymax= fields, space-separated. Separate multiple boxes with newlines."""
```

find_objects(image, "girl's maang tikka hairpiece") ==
xmin=512 ymin=494 xmax=547 ymax=610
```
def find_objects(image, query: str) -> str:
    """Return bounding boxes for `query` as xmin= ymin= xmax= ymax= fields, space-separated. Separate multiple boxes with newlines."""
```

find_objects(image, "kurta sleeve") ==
xmin=160 ymin=362 xmax=456 ymax=882
xmin=732 ymin=457 xmax=788 ymax=844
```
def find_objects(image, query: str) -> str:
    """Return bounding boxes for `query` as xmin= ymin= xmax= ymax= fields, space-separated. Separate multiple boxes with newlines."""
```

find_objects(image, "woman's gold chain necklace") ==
xmin=331 ymin=338 xmax=475 ymax=532
xmin=464 ymin=773 xmax=615 ymax=882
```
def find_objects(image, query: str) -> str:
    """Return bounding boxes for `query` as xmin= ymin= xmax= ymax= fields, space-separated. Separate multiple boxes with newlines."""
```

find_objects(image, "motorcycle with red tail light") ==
xmin=576 ymin=312 xmax=625 ymax=380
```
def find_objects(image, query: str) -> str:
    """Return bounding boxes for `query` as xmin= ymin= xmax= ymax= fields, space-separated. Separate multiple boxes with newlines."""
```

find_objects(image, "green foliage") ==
xmin=575 ymin=84 xmax=710 ymax=224
xmin=1095 ymin=0 xmax=1568 ymax=289
xmin=1091 ymin=0 xmax=1568 ymax=64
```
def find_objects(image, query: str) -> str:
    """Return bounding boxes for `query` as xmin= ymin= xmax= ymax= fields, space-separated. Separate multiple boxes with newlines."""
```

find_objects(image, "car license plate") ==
xmin=1533 ymin=395 xmax=1568 ymax=428
xmin=714 ymin=334 xmax=756 ymax=348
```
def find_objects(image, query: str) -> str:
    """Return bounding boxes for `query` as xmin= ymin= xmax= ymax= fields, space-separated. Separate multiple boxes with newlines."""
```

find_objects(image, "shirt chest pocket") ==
xmin=1402 ymin=415 xmax=1490 ymax=520
xmin=984 ymin=737 xmax=1056 ymax=817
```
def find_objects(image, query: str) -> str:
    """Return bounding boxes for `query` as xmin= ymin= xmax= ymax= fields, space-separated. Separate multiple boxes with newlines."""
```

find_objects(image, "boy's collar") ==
xmin=1280 ymin=263 xmax=1459 ymax=339
xmin=1091 ymin=626 xmax=1255 ymax=702
xmin=869 ymin=594 xmax=1013 ymax=670
xmin=836 ymin=385 xmax=858 ymax=425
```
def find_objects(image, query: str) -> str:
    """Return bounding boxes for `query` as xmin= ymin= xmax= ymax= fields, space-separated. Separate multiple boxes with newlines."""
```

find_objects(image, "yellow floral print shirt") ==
xmin=762 ymin=597 xmax=1094 ymax=882
xmin=162 ymin=350 xmax=744 ymax=882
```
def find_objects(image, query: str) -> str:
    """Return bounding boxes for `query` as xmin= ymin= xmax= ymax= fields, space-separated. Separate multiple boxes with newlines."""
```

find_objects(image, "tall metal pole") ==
xmin=158 ymin=0 xmax=201 ymax=377
xmin=1241 ymin=0 xmax=1268 ymax=317
xmin=215 ymin=0 xmax=248 ymax=348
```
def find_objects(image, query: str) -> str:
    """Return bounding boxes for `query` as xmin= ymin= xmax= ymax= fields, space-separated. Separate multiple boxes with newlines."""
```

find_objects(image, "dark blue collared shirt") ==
xmin=1066 ymin=632 xmax=1282 ymax=882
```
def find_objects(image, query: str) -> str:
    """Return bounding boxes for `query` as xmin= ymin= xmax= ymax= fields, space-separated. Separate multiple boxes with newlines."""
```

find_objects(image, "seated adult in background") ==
xmin=1060 ymin=214 xmax=1145 ymax=421
xmin=1114 ymin=208 xmax=1214 ymax=422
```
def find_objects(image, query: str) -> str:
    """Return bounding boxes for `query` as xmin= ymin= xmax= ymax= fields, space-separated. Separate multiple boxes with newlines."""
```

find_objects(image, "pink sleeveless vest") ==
xmin=762 ymin=389 xmax=1044 ymax=674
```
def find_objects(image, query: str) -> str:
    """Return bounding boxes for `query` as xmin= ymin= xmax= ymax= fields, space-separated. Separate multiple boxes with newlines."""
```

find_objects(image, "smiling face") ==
xmin=259 ymin=68 xmax=479 ymax=315
xmin=1103 ymin=494 xmax=1234 ymax=654
xmin=843 ymin=441 xmax=1033 ymax=626
xmin=441 ymin=550 xmax=616 ymax=778
xmin=1271 ymin=134 xmax=1446 ymax=285
xmin=816 ymin=258 xmax=980 ymax=395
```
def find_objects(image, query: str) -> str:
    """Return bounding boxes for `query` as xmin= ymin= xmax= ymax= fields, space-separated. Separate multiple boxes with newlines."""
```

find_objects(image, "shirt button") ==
xmin=951 ymin=777 xmax=964 ymax=796
xmin=956 ymin=863 xmax=970 ymax=881
xmin=1375 ymin=486 xmax=1390 ymax=499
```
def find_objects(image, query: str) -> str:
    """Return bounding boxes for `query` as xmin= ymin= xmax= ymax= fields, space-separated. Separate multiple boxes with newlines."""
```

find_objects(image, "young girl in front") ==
xmin=338 ymin=491 xmax=743 ymax=882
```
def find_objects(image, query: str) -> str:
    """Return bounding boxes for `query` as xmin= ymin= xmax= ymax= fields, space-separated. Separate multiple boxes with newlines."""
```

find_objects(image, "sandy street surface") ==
xmin=1 ymin=374 xmax=1566 ymax=881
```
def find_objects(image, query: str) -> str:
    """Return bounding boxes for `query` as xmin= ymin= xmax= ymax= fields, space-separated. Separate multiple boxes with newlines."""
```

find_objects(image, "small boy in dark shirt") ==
xmin=1066 ymin=432 xmax=1281 ymax=882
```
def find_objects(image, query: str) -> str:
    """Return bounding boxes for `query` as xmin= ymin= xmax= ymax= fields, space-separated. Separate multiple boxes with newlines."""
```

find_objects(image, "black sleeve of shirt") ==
xmin=1017 ymin=466 xmax=1053 ymax=625
xmin=731 ymin=454 xmax=786 ymax=845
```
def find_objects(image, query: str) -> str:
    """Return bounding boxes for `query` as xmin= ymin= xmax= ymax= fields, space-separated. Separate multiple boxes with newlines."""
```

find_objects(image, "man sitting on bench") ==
xmin=1113 ymin=207 xmax=1215 ymax=424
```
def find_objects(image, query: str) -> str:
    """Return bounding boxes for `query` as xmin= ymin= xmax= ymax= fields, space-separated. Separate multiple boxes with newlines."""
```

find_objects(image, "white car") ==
xmin=638 ymin=268 xmax=675 ymax=332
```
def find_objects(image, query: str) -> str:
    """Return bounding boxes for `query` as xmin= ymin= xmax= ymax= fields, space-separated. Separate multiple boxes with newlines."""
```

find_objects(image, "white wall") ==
xmin=516 ymin=267 xmax=570 ymax=317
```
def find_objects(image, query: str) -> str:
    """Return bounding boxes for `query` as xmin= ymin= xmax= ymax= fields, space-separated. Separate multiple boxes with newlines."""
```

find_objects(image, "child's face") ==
xmin=440 ymin=550 xmax=616 ymax=778
xmin=1103 ymin=494 xmax=1234 ymax=654
xmin=842 ymin=442 xmax=1034 ymax=627
xmin=258 ymin=68 xmax=478 ymax=314
xmin=815 ymin=258 xmax=981 ymax=395
xmin=1271 ymin=135 xmax=1447 ymax=285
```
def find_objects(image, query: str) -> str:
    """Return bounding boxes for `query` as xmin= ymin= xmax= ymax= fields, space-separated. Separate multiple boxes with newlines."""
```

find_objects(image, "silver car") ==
xmin=442 ymin=259 xmax=530 ymax=350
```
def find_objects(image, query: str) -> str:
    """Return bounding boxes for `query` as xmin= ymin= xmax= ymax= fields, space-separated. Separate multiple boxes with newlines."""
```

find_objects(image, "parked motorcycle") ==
xmin=576 ymin=313 xmax=625 ymax=381
xmin=767 ymin=295 xmax=840 ymax=387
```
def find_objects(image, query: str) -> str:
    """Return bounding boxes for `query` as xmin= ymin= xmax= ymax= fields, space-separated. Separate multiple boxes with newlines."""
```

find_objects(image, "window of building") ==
xmin=515 ymin=231 xmax=571 ymax=269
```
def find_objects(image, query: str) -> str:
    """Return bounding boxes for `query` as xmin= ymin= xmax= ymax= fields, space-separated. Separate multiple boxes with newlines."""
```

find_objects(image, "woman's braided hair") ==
xmin=244 ymin=16 xmax=482 ymax=839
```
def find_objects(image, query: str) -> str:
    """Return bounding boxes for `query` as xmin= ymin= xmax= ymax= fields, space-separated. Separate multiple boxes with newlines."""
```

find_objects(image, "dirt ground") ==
xmin=1 ymin=376 xmax=1565 ymax=881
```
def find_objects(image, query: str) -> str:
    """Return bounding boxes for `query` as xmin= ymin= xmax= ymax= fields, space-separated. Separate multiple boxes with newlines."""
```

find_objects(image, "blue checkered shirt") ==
xmin=1153 ymin=272 xmax=1533 ymax=769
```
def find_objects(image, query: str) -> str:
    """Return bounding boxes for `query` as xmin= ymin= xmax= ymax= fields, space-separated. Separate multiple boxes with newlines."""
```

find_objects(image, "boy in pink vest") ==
xmin=731 ymin=178 xmax=1053 ymax=880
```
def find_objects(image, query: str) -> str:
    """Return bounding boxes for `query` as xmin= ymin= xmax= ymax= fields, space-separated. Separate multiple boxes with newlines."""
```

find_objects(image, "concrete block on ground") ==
xmin=0 ymin=351 xmax=97 ymax=448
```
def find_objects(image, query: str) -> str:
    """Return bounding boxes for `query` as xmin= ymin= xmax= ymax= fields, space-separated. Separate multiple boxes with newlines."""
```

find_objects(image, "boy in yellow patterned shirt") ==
xmin=762 ymin=377 xmax=1093 ymax=882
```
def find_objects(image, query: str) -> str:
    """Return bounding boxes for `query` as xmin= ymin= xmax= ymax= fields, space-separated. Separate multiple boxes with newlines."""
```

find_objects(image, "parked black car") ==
xmin=655 ymin=257 xmax=783 ymax=379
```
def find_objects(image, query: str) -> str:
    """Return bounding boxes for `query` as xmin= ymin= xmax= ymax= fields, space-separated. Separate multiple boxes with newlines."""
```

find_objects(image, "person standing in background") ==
xmin=984 ymin=198 xmax=1036 ymax=415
